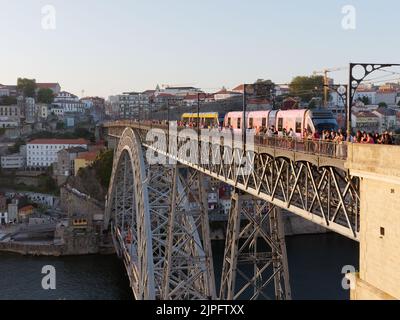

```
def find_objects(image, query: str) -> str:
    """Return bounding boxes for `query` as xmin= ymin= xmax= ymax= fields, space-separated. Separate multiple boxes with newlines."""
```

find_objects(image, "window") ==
xmin=278 ymin=118 xmax=283 ymax=131
xmin=295 ymin=118 xmax=302 ymax=133
xmin=262 ymin=118 xmax=267 ymax=127
xmin=228 ymin=118 xmax=231 ymax=126
xmin=249 ymin=118 xmax=254 ymax=128
xmin=237 ymin=118 xmax=241 ymax=129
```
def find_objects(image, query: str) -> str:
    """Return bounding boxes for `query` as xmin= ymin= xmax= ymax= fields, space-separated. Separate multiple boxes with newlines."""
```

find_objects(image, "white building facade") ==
xmin=1 ymin=154 xmax=25 ymax=169
xmin=27 ymin=139 xmax=88 ymax=168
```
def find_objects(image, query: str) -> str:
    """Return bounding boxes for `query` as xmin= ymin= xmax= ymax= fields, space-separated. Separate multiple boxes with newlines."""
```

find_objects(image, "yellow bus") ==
xmin=181 ymin=112 xmax=222 ymax=127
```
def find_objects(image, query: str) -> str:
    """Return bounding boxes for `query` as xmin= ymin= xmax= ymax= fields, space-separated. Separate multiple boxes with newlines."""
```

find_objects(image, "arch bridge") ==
xmin=103 ymin=120 xmax=361 ymax=300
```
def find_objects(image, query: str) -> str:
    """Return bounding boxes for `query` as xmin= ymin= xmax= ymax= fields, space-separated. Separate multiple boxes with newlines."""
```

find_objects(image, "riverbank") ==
xmin=0 ymin=233 xmax=359 ymax=300
xmin=0 ymin=240 xmax=115 ymax=256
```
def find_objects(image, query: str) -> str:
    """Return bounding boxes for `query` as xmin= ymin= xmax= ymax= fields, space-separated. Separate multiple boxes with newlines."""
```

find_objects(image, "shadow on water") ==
xmin=0 ymin=233 xmax=358 ymax=300
xmin=212 ymin=233 xmax=359 ymax=300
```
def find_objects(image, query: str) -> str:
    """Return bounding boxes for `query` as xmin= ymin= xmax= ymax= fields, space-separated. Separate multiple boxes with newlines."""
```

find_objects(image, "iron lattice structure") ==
xmin=220 ymin=193 xmax=291 ymax=300
xmin=105 ymin=128 xmax=215 ymax=300
xmin=104 ymin=122 xmax=361 ymax=300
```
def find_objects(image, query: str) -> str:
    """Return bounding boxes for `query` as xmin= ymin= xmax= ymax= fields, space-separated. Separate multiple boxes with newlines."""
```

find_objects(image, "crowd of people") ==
xmin=144 ymin=119 xmax=398 ymax=146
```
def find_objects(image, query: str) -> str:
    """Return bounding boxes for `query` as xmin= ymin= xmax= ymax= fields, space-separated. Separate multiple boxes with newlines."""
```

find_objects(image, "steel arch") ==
xmin=105 ymin=128 xmax=156 ymax=300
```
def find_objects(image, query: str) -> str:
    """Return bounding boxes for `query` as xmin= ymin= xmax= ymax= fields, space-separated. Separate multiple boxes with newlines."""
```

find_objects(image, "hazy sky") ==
xmin=1 ymin=0 xmax=400 ymax=98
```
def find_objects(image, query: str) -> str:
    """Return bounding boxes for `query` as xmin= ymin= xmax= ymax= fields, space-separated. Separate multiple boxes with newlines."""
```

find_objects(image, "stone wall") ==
xmin=346 ymin=143 xmax=400 ymax=300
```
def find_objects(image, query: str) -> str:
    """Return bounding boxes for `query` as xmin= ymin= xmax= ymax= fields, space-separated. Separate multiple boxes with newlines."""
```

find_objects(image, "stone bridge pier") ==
xmin=346 ymin=144 xmax=400 ymax=300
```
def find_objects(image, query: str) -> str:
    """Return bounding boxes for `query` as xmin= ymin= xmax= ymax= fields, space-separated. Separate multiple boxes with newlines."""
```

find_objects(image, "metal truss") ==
xmin=105 ymin=128 xmax=215 ymax=300
xmin=105 ymin=128 xmax=156 ymax=300
xmin=135 ymin=127 xmax=360 ymax=240
xmin=347 ymin=63 xmax=400 ymax=135
xmin=220 ymin=192 xmax=291 ymax=300
xmin=162 ymin=166 xmax=216 ymax=300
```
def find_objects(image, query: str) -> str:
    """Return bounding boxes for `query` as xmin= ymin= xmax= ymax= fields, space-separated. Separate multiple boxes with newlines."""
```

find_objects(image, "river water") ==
xmin=0 ymin=233 xmax=358 ymax=300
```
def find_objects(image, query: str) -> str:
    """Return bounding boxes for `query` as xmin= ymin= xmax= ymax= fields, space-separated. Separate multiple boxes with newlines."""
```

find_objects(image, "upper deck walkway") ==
xmin=104 ymin=120 xmax=347 ymax=169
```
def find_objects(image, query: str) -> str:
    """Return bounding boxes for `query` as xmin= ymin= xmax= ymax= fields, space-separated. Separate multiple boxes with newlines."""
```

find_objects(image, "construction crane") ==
xmin=313 ymin=67 xmax=347 ymax=108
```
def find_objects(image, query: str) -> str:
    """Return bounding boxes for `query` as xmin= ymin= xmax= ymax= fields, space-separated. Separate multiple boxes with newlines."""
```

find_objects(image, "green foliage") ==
xmin=378 ymin=102 xmax=388 ymax=108
xmin=358 ymin=96 xmax=370 ymax=105
xmin=28 ymin=127 xmax=94 ymax=141
xmin=92 ymin=150 xmax=114 ymax=189
xmin=289 ymin=75 xmax=324 ymax=102
xmin=37 ymin=88 xmax=54 ymax=104
xmin=56 ymin=122 xmax=65 ymax=130
xmin=308 ymin=99 xmax=318 ymax=109
xmin=17 ymin=78 xmax=37 ymax=98
xmin=0 ymin=96 xmax=17 ymax=106
xmin=8 ymin=138 xmax=26 ymax=154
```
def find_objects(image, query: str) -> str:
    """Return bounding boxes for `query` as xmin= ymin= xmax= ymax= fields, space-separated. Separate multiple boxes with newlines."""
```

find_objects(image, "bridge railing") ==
xmin=105 ymin=120 xmax=349 ymax=160
xmin=254 ymin=135 xmax=348 ymax=159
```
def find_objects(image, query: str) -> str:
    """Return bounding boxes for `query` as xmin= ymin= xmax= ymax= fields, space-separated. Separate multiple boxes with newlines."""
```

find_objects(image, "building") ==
xmin=56 ymin=147 xmax=87 ymax=176
xmin=0 ymin=105 xmax=21 ymax=128
xmin=0 ymin=193 xmax=7 ymax=212
xmin=0 ymin=85 xmax=10 ymax=97
xmin=0 ymin=105 xmax=20 ymax=118
xmin=214 ymin=87 xmax=242 ymax=101
xmin=372 ymin=107 xmax=397 ymax=132
xmin=110 ymin=93 xmax=151 ymax=119
xmin=74 ymin=151 xmax=98 ymax=175
xmin=53 ymin=91 xmax=85 ymax=113
xmin=49 ymin=106 xmax=64 ymax=117
xmin=7 ymin=202 xmax=18 ymax=223
xmin=27 ymin=139 xmax=88 ymax=168
xmin=18 ymin=205 xmax=34 ymax=221
xmin=354 ymin=90 xmax=377 ymax=105
xmin=0 ymin=84 xmax=17 ymax=97
xmin=38 ymin=104 xmax=49 ymax=119
xmin=1 ymin=154 xmax=25 ymax=169
xmin=207 ymin=191 xmax=218 ymax=210
xmin=219 ymin=197 xmax=232 ymax=215
xmin=158 ymin=86 xmax=201 ymax=97
xmin=23 ymin=97 xmax=37 ymax=123
xmin=351 ymin=111 xmax=380 ymax=133
xmin=36 ymin=83 xmax=61 ymax=95
xmin=375 ymin=89 xmax=397 ymax=106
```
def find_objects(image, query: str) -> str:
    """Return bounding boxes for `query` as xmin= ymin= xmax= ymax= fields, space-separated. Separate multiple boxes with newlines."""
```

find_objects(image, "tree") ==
xmin=17 ymin=78 xmax=37 ymax=98
xmin=308 ymin=99 xmax=318 ymax=109
xmin=0 ymin=96 xmax=17 ymax=106
xmin=8 ymin=138 xmax=26 ymax=154
xmin=37 ymin=88 xmax=54 ymax=104
xmin=378 ymin=102 xmax=388 ymax=108
xmin=289 ymin=75 xmax=324 ymax=102
xmin=358 ymin=96 xmax=370 ymax=105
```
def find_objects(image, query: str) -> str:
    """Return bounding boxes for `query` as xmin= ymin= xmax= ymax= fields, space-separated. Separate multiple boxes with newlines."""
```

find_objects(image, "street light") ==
xmin=197 ymin=92 xmax=206 ymax=162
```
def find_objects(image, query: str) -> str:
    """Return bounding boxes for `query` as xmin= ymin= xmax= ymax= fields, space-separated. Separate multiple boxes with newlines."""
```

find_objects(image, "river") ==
xmin=0 ymin=233 xmax=358 ymax=300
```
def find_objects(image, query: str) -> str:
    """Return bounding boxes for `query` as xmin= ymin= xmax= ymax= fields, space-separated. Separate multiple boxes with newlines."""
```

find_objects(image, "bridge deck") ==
xmin=105 ymin=121 xmax=360 ymax=241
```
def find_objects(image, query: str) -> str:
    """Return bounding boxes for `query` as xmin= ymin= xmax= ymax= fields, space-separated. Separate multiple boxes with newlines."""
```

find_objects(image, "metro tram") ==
xmin=223 ymin=109 xmax=339 ymax=137
xmin=181 ymin=112 xmax=225 ymax=127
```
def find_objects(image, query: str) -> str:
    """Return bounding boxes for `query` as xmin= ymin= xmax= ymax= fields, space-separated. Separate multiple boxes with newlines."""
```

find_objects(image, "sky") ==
xmin=1 ymin=0 xmax=400 ymax=98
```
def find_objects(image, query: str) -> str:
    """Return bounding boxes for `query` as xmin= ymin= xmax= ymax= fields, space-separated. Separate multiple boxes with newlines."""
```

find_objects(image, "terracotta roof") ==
xmin=353 ymin=111 xmax=378 ymax=118
xmin=76 ymin=151 xmax=98 ymax=162
xmin=28 ymin=139 xmax=88 ymax=145
xmin=232 ymin=84 xmax=245 ymax=92
xmin=19 ymin=205 xmax=34 ymax=212
xmin=37 ymin=83 xmax=60 ymax=89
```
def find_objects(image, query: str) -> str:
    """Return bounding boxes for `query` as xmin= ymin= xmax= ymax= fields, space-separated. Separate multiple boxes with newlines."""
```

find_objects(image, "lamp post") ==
xmin=346 ymin=63 xmax=400 ymax=141
xmin=243 ymin=84 xmax=247 ymax=152
xmin=197 ymin=92 xmax=206 ymax=163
